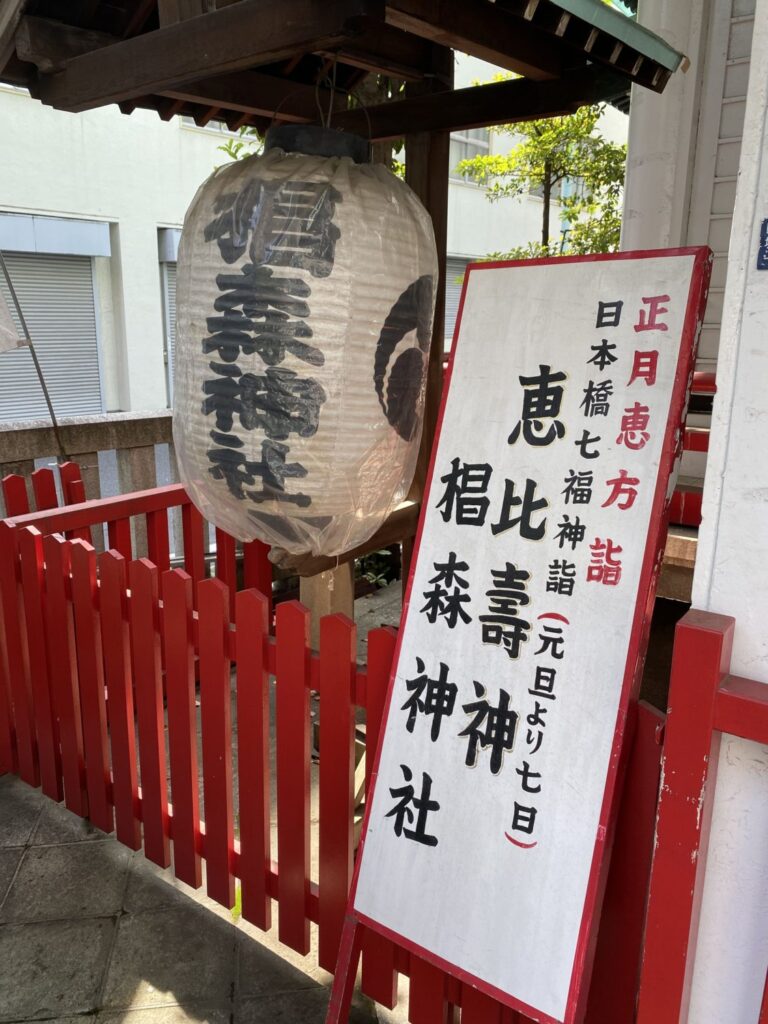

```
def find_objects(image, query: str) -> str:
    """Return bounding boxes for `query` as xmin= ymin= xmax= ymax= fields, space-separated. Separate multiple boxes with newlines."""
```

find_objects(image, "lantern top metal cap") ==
xmin=265 ymin=125 xmax=370 ymax=164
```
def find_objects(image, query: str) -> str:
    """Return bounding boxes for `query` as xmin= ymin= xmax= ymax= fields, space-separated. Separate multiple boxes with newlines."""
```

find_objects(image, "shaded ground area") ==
xmin=0 ymin=776 xmax=386 ymax=1024
xmin=0 ymin=585 xmax=410 ymax=1024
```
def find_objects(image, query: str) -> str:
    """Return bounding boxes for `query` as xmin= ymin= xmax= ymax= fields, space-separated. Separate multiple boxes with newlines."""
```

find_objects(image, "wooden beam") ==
xmin=404 ymin=43 xmax=452 ymax=512
xmin=276 ymin=501 xmax=420 ymax=577
xmin=162 ymin=70 xmax=342 ymax=122
xmin=0 ymin=0 xmax=28 ymax=71
xmin=385 ymin=0 xmax=564 ymax=80
xmin=332 ymin=66 xmax=629 ymax=140
xmin=319 ymin=24 xmax=436 ymax=80
xmin=16 ymin=18 xmax=345 ymax=122
xmin=157 ymin=0 xmax=215 ymax=28
xmin=15 ymin=16 xmax=114 ymax=73
xmin=34 ymin=0 xmax=384 ymax=112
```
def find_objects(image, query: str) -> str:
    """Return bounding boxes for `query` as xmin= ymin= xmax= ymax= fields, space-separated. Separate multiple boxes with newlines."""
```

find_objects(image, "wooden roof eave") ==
xmin=3 ymin=0 xmax=684 ymax=136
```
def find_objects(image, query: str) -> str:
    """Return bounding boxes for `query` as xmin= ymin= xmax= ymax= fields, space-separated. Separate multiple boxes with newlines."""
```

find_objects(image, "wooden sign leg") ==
xmin=325 ymin=916 xmax=364 ymax=1024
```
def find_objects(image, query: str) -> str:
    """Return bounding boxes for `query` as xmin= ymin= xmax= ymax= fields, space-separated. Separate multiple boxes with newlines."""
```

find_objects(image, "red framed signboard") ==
xmin=330 ymin=248 xmax=711 ymax=1024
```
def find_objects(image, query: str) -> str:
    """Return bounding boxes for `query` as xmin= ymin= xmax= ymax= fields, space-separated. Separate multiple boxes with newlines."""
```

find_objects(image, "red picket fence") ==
xmin=0 ymin=462 xmax=668 ymax=1023
xmin=668 ymin=370 xmax=716 ymax=529
xmin=637 ymin=610 xmax=768 ymax=1024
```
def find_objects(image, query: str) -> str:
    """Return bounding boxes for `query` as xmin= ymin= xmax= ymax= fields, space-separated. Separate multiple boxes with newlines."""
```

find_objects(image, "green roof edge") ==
xmin=548 ymin=0 xmax=684 ymax=72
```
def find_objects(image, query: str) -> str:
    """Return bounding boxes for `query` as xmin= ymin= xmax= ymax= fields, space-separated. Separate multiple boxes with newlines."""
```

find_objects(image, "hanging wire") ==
xmin=0 ymin=248 xmax=68 ymax=462
xmin=327 ymin=58 xmax=338 ymax=129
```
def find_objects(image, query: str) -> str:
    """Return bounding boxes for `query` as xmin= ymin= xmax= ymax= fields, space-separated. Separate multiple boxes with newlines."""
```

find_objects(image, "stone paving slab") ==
xmin=0 ymin=842 xmax=131 ymax=924
xmin=0 ymin=774 xmax=399 ymax=1024
xmin=0 ymin=916 xmax=116 ymax=1022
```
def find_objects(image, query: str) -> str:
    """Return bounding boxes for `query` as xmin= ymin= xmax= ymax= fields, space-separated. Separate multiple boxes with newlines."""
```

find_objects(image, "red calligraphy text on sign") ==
xmin=634 ymin=294 xmax=670 ymax=332
xmin=616 ymin=403 xmax=651 ymax=451
xmin=602 ymin=469 xmax=640 ymax=511
xmin=628 ymin=350 xmax=659 ymax=386
xmin=587 ymin=538 xmax=623 ymax=586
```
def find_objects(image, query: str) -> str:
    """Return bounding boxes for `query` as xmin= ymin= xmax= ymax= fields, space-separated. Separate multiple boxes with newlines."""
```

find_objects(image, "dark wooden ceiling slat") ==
xmin=32 ymin=0 xmax=385 ymax=111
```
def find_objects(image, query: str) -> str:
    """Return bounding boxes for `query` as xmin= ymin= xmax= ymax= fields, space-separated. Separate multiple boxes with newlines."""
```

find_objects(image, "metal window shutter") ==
xmin=445 ymin=257 xmax=470 ymax=345
xmin=0 ymin=253 xmax=103 ymax=421
xmin=162 ymin=261 xmax=177 ymax=403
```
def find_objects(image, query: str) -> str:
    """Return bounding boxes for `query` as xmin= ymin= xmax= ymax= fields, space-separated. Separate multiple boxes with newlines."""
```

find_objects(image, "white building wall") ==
xmin=0 ymin=85 xmax=229 ymax=412
xmin=0 ymin=53 xmax=626 ymax=414
xmin=688 ymin=3 xmax=768 ymax=1020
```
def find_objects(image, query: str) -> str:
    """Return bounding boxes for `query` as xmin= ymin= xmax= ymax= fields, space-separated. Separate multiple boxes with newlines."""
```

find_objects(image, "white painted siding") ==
xmin=686 ymin=0 xmax=755 ymax=375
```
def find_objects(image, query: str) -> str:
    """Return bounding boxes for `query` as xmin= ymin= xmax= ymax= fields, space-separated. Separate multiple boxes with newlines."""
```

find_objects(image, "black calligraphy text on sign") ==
xmin=383 ymin=288 xmax=674 ymax=852
xmin=352 ymin=252 xmax=710 ymax=1024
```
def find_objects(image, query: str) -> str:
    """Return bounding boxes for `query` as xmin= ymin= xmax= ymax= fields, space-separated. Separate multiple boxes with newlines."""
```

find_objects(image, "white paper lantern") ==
xmin=173 ymin=127 xmax=438 ymax=559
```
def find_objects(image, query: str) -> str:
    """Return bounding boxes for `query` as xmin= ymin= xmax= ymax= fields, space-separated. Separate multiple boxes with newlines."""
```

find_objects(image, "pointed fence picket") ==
xmin=0 ymin=462 xmax=667 ymax=1023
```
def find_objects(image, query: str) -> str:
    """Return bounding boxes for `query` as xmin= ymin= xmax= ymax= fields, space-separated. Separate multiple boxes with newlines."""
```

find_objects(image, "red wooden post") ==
xmin=43 ymin=533 xmax=87 ymax=815
xmin=162 ymin=568 xmax=202 ymax=889
xmin=361 ymin=627 xmax=399 ymax=1010
xmin=275 ymin=600 xmax=311 ymax=954
xmin=409 ymin=956 xmax=448 ymax=1024
xmin=2 ymin=474 xmax=30 ymax=516
xmin=235 ymin=587 xmax=271 ymax=930
xmin=325 ymin=918 xmax=365 ymax=1024
xmin=17 ymin=527 xmax=60 ymax=797
xmin=318 ymin=614 xmax=356 ymax=973
xmin=0 ymin=523 xmax=37 ymax=785
xmin=182 ymin=501 xmax=206 ymax=599
xmin=129 ymin=558 xmax=171 ymax=868
xmin=146 ymin=508 xmax=171 ymax=573
xmin=99 ymin=550 xmax=141 ymax=849
xmin=0 ymin=608 xmax=17 ymax=773
xmin=108 ymin=517 xmax=133 ymax=560
xmin=215 ymin=528 xmax=237 ymax=616
xmin=462 ymin=985 xmax=502 ymax=1024
xmin=59 ymin=461 xmax=86 ymax=505
xmin=585 ymin=701 xmax=665 ymax=1024
xmin=70 ymin=540 xmax=113 ymax=834
xmin=59 ymin=463 xmax=91 ymax=543
xmin=760 ymin=970 xmax=768 ymax=1024
xmin=198 ymin=577 xmax=235 ymax=909
xmin=636 ymin=610 xmax=735 ymax=1024
xmin=31 ymin=467 xmax=59 ymax=510
xmin=243 ymin=539 xmax=273 ymax=625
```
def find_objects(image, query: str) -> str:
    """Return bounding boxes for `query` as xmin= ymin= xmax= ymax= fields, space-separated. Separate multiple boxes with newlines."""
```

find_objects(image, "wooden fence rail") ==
xmin=0 ymin=464 xmax=669 ymax=1022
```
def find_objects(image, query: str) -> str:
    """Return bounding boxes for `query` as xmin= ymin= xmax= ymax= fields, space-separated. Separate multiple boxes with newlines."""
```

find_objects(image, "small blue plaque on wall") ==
xmin=758 ymin=219 xmax=768 ymax=270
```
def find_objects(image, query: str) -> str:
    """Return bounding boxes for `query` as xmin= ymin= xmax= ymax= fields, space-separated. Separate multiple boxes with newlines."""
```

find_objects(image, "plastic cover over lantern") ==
xmin=173 ymin=126 xmax=438 ymax=559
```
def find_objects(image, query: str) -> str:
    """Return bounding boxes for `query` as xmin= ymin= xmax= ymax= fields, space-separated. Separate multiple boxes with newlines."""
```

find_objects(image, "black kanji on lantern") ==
xmin=386 ymin=765 xmax=440 ymax=846
xmin=491 ymin=478 xmax=548 ymax=539
xmin=401 ymin=658 xmax=458 ymax=742
xmin=436 ymin=459 xmax=492 ymax=525
xmin=508 ymin=364 xmax=567 ymax=447
xmin=479 ymin=563 xmax=531 ymax=660
xmin=202 ymin=180 xmax=341 ymax=509
xmin=460 ymin=682 xmax=519 ymax=775
xmin=421 ymin=552 xmax=472 ymax=628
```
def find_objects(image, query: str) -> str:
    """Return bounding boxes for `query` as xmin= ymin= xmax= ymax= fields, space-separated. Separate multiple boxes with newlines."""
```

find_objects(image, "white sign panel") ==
xmin=352 ymin=251 xmax=710 ymax=1024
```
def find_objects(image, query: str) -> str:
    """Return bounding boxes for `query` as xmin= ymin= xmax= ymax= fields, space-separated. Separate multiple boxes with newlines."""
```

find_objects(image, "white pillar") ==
xmin=687 ymin=1 xmax=768 ymax=1020
xmin=621 ymin=0 xmax=708 ymax=249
